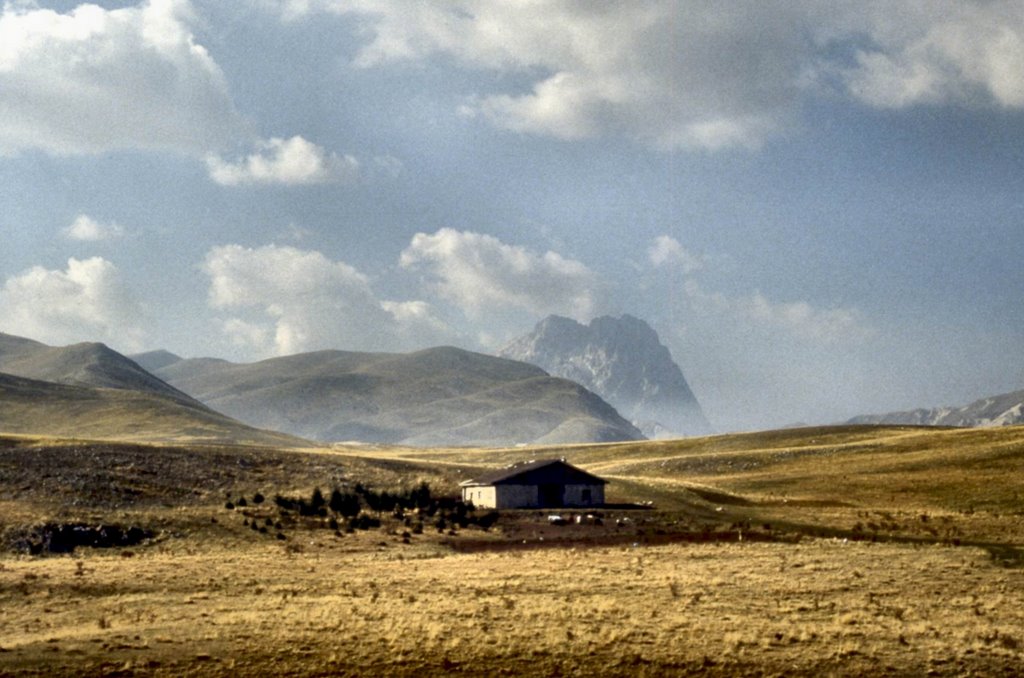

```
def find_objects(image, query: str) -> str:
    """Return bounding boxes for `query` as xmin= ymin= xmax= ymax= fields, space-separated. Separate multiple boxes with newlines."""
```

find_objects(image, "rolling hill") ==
xmin=143 ymin=346 xmax=645 ymax=446
xmin=0 ymin=371 xmax=308 ymax=446
xmin=0 ymin=333 xmax=203 ymax=409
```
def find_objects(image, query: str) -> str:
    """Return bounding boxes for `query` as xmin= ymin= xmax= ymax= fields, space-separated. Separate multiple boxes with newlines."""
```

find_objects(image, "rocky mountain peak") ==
xmin=499 ymin=315 xmax=711 ymax=438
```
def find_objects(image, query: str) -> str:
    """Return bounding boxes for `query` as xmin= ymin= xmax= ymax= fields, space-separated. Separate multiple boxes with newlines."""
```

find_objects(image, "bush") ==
xmin=475 ymin=511 xmax=499 ymax=531
xmin=410 ymin=482 xmax=432 ymax=510
xmin=329 ymin=489 xmax=361 ymax=518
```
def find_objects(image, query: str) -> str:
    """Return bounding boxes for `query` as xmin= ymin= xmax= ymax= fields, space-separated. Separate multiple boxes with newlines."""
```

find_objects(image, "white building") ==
xmin=460 ymin=458 xmax=606 ymax=509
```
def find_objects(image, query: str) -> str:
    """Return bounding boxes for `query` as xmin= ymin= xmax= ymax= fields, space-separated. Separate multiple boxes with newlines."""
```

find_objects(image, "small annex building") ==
xmin=460 ymin=458 xmax=606 ymax=509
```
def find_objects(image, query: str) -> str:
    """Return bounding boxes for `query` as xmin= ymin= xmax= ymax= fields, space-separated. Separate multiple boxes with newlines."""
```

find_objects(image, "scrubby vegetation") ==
xmin=3 ymin=426 xmax=1024 ymax=675
xmin=13 ymin=523 xmax=153 ymax=555
xmin=227 ymin=482 xmax=499 ymax=541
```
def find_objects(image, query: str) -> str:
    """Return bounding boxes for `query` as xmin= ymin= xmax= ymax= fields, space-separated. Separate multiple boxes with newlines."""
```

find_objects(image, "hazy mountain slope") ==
xmin=130 ymin=349 xmax=184 ymax=373
xmin=0 ymin=333 xmax=203 ymax=409
xmin=848 ymin=388 xmax=1024 ymax=427
xmin=0 ymin=372 xmax=308 ymax=447
xmin=148 ymin=346 xmax=644 ymax=446
xmin=499 ymin=315 xmax=711 ymax=438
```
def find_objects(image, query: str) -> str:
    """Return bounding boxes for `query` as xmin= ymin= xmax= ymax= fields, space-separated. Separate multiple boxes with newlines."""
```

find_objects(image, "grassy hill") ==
xmin=147 ymin=346 xmax=644 ymax=446
xmin=3 ymin=424 xmax=1024 ymax=676
xmin=0 ymin=372 xmax=308 ymax=447
xmin=0 ymin=332 xmax=203 ymax=408
xmin=369 ymin=423 xmax=1024 ymax=518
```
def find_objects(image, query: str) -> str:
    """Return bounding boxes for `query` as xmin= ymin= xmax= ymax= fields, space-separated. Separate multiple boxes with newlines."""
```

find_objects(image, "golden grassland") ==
xmin=2 ymin=425 xmax=1024 ymax=676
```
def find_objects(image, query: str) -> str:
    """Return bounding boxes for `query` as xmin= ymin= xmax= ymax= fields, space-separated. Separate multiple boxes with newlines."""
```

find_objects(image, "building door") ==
xmin=539 ymin=483 xmax=563 ymax=507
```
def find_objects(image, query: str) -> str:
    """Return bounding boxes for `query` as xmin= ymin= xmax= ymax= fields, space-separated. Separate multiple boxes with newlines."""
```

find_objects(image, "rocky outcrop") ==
xmin=848 ymin=388 xmax=1024 ymax=428
xmin=500 ymin=315 xmax=711 ymax=438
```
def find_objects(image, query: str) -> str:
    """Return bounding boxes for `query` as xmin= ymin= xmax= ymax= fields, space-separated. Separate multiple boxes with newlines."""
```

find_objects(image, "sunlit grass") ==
xmin=3 ymin=424 xmax=1024 ymax=675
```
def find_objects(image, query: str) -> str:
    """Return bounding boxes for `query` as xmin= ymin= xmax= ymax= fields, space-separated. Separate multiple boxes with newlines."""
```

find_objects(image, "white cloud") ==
xmin=202 ymin=244 xmax=451 ymax=356
xmin=399 ymin=228 xmax=596 ymax=319
xmin=841 ymin=2 xmax=1024 ymax=109
xmin=206 ymin=136 xmax=360 ymax=186
xmin=0 ymin=257 xmax=146 ymax=351
xmin=261 ymin=1 xmax=1024 ymax=151
xmin=220 ymin=317 xmax=270 ymax=350
xmin=683 ymin=279 xmax=871 ymax=345
xmin=268 ymin=1 xmax=809 ymax=151
xmin=0 ymin=0 xmax=242 ymax=156
xmin=62 ymin=214 xmax=126 ymax=242
xmin=647 ymin=235 xmax=703 ymax=274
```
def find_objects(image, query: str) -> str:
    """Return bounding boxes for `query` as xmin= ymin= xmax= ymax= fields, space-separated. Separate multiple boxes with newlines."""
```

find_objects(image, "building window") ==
xmin=582 ymin=488 xmax=592 ymax=503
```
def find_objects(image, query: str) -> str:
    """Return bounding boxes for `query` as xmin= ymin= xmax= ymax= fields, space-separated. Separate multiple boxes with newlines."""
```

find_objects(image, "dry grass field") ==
xmin=2 ymin=425 xmax=1024 ymax=676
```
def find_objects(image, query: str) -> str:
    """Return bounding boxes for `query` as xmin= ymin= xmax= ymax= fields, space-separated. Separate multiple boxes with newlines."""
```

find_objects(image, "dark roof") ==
xmin=460 ymin=458 xmax=606 ymax=487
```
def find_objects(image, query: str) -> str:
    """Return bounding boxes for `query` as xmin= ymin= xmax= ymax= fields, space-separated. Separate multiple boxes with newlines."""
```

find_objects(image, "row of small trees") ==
xmin=273 ymin=481 xmax=439 ymax=519
xmin=229 ymin=482 xmax=499 ymax=534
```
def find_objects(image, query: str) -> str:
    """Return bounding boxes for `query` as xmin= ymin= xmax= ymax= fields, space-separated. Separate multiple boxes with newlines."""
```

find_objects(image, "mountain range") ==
xmin=135 ymin=346 xmax=644 ymax=446
xmin=500 ymin=315 xmax=711 ymax=438
xmin=848 ymin=388 xmax=1024 ymax=428
xmin=0 ymin=333 xmax=304 ymax=446
xmin=0 ymin=332 xmax=200 ymax=408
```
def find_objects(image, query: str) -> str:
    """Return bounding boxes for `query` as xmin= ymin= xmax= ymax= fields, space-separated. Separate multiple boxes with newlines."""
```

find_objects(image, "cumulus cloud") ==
xmin=399 ymin=228 xmax=596 ymax=319
xmin=841 ymin=2 xmax=1024 ymax=109
xmin=62 ymin=215 xmax=126 ymax=241
xmin=647 ymin=235 xmax=703 ymax=274
xmin=0 ymin=0 xmax=242 ymax=156
xmin=682 ymin=279 xmax=871 ymax=345
xmin=206 ymin=136 xmax=360 ymax=186
xmin=262 ymin=1 xmax=1024 ymax=150
xmin=267 ymin=1 xmax=809 ymax=151
xmin=202 ymin=244 xmax=451 ymax=356
xmin=0 ymin=257 xmax=146 ymax=350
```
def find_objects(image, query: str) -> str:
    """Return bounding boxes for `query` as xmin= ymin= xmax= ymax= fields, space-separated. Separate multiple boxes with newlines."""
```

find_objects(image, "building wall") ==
xmin=463 ymin=483 xmax=604 ymax=509
xmin=563 ymin=483 xmax=604 ymax=507
xmin=462 ymin=485 xmax=498 ymax=508
xmin=495 ymin=484 xmax=540 ymax=509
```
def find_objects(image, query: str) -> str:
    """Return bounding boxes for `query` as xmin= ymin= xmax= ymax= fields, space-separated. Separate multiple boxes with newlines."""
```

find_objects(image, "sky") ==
xmin=2 ymin=0 xmax=1024 ymax=432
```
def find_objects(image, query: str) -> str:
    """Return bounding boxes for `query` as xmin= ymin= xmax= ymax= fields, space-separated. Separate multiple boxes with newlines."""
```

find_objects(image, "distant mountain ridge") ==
xmin=0 ymin=332 xmax=204 ymax=410
xmin=0 ymin=340 xmax=307 ymax=446
xmin=142 ymin=346 xmax=644 ymax=446
xmin=848 ymin=388 xmax=1024 ymax=428
xmin=499 ymin=315 xmax=711 ymax=438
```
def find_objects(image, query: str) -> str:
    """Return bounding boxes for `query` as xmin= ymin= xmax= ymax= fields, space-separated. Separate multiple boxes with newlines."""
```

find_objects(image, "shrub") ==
xmin=329 ymin=488 xmax=361 ymax=518
xmin=410 ymin=482 xmax=432 ymax=510
xmin=475 ymin=511 xmax=499 ymax=531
